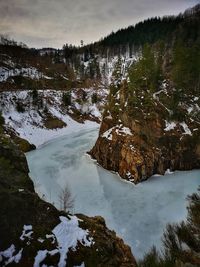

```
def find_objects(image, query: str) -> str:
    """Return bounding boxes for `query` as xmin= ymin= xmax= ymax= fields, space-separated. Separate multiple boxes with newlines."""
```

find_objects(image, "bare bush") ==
xmin=58 ymin=184 xmax=74 ymax=212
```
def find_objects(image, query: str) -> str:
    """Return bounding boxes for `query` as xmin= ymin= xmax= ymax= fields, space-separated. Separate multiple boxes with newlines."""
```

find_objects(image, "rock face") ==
xmin=90 ymin=81 xmax=200 ymax=183
xmin=0 ymin=134 xmax=137 ymax=267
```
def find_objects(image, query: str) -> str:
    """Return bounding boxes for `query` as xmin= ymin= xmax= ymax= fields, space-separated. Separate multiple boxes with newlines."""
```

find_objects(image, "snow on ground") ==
xmin=180 ymin=122 xmax=192 ymax=136
xmin=9 ymin=112 xmax=98 ymax=148
xmin=102 ymin=125 xmax=133 ymax=141
xmin=52 ymin=216 xmax=93 ymax=267
xmin=164 ymin=121 xmax=176 ymax=131
xmin=164 ymin=169 xmax=174 ymax=175
xmin=102 ymin=127 xmax=114 ymax=140
xmin=0 ymin=67 xmax=53 ymax=82
xmin=0 ymin=90 xmax=100 ymax=147
xmin=164 ymin=121 xmax=192 ymax=135
xmin=20 ymin=225 xmax=33 ymax=241
xmin=0 ymin=245 xmax=23 ymax=265
xmin=0 ymin=216 xmax=93 ymax=267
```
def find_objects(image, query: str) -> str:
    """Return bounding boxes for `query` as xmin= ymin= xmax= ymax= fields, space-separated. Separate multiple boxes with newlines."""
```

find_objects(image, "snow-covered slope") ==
xmin=0 ymin=89 xmax=108 ymax=146
xmin=0 ymin=66 xmax=53 ymax=82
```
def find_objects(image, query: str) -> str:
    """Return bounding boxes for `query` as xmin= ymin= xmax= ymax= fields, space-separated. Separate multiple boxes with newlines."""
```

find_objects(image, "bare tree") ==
xmin=58 ymin=184 xmax=74 ymax=212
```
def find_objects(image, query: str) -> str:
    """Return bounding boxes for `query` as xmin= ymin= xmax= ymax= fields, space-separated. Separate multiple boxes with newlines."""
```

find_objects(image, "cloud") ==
xmin=0 ymin=0 xmax=199 ymax=48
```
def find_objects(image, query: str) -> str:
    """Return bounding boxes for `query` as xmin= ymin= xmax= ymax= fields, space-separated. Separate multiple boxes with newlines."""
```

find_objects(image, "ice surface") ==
xmin=0 ymin=90 xmax=100 ymax=147
xmin=26 ymin=127 xmax=200 ymax=260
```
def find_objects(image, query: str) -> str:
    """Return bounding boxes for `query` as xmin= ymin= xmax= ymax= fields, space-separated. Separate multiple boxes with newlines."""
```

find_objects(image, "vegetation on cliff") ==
xmin=90 ymin=4 xmax=200 ymax=183
xmin=0 ymin=134 xmax=136 ymax=266
xmin=139 ymin=189 xmax=200 ymax=267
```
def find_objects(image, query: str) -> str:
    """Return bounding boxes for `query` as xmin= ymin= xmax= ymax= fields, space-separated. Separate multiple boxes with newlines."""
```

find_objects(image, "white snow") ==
xmin=18 ymin=189 xmax=24 ymax=192
xmin=46 ymin=234 xmax=56 ymax=244
xmin=102 ymin=127 xmax=114 ymax=140
xmin=20 ymin=119 xmax=98 ymax=147
xmin=90 ymin=104 xmax=101 ymax=118
xmin=1 ymin=216 xmax=93 ymax=266
xmin=164 ymin=169 xmax=174 ymax=175
xmin=0 ymin=245 xmax=23 ymax=266
xmin=38 ymin=238 xmax=44 ymax=243
xmin=52 ymin=216 xmax=93 ymax=267
xmin=0 ymin=90 xmax=100 ymax=147
xmin=34 ymin=250 xmax=48 ymax=267
xmin=116 ymin=126 xmax=132 ymax=135
xmin=20 ymin=225 xmax=33 ymax=241
xmin=0 ymin=67 xmax=53 ymax=82
xmin=0 ymin=245 xmax=15 ymax=259
xmin=180 ymin=122 xmax=192 ymax=136
xmin=102 ymin=125 xmax=132 ymax=140
xmin=153 ymin=89 xmax=166 ymax=100
xmin=33 ymin=249 xmax=58 ymax=267
xmin=164 ymin=121 xmax=176 ymax=131
xmin=187 ymin=106 xmax=193 ymax=114
xmin=129 ymin=144 xmax=135 ymax=151
xmin=164 ymin=121 xmax=192 ymax=135
xmin=8 ymin=249 xmax=23 ymax=264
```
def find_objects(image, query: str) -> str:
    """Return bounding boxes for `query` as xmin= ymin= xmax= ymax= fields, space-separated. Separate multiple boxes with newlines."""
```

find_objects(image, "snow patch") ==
xmin=0 ymin=67 xmax=53 ymax=82
xmin=52 ymin=216 xmax=93 ymax=267
xmin=165 ymin=169 xmax=174 ymax=175
xmin=102 ymin=125 xmax=132 ymax=140
xmin=20 ymin=225 xmax=33 ymax=241
xmin=102 ymin=127 xmax=114 ymax=140
xmin=180 ymin=122 xmax=192 ymax=136
xmin=164 ymin=121 xmax=176 ymax=131
xmin=0 ymin=90 xmax=99 ymax=147
xmin=0 ymin=245 xmax=23 ymax=266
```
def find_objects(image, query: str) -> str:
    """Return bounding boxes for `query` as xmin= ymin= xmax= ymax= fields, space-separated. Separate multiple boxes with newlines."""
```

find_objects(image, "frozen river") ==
xmin=26 ymin=126 xmax=200 ymax=259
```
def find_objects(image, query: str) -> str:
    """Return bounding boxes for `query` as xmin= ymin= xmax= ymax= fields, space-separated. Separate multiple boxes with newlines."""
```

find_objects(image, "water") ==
xmin=26 ymin=126 xmax=200 ymax=259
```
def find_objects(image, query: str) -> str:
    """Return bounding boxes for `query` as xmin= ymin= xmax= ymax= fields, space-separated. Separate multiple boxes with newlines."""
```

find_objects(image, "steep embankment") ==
xmin=0 ymin=88 xmax=108 ymax=147
xmin=90 ymin=8 xmax=200 ymax=183
xmin=90 ymin=80 xmax=200 ymax=183
xmin=0 ymin=133 xmax=137 ymax=266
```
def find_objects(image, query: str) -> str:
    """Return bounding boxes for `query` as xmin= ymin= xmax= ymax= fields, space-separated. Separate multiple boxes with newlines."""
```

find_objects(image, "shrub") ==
xmin=0 ymin=112 xmax=5 ymax=126
xmin=16 ymin=101 xmax=25 ymax=113
xmin=62 ymin=91 xmax=71 ymax=106
xmin=139 ymin=189 xmax=200 ymax=266
xmin=91 ymin=93 xmax=98 ymax=104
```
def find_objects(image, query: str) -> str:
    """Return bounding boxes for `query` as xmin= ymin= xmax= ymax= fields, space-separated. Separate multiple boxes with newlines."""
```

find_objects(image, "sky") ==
xmin=0 ymin=0 xmax=199 ymax=49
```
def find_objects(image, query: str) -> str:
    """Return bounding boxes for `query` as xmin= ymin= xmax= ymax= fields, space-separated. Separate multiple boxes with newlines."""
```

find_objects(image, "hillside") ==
xmin=0 ymin=126 xmax=136 ymax=266
xmin=0 ymin=3 xmax=200 ymax=266
xmin=0 ymin=88 xmax=108 ymax=147
xmin=90 ymin=4 xmax=200 ymax=183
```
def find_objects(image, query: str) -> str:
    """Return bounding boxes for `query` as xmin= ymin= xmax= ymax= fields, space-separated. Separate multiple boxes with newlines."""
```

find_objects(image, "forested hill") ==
xmin=0 ymin=4 xmax=199 ymax=91
xmin=62 ymin=4 xmax=200 ymax=87
xmin=99 ymin=4 xmax=200 ymax=47
xmin=63 ymin=4 xmax=200 ymax=58
xmin=89 ymin=3 xmax=200 ymax=183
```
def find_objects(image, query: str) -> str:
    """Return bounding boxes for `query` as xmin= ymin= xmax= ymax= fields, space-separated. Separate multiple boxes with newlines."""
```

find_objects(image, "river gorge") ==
xmin=26 ymin=126 xmax=200 ymax=260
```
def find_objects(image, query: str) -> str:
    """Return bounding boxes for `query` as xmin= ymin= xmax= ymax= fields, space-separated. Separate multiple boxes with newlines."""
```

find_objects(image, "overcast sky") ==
xmin=0 ymin=0 xmax=199 ymax=48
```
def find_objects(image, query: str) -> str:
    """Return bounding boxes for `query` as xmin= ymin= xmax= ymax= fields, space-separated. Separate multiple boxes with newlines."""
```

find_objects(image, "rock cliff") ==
xmin=90 ymin=79 xmax=200 ymax=183
xmin=0 ymin=134 xmax=137 ymax=267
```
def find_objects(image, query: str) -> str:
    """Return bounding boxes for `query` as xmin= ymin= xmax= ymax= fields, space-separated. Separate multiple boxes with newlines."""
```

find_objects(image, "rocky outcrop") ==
xmin=0 ymin=134 xmax=137 ymax=267
xmin=90 ymin=81 xmax=200 ymax=183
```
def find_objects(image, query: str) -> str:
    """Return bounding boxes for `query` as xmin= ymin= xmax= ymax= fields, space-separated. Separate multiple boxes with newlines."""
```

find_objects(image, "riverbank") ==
xmin=26 ymin=127 xmax=200 ymax=259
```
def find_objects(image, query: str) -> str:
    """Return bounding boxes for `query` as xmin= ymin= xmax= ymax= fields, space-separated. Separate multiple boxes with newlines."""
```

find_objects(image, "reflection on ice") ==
xmin=26 ymin=127 xmax=200 ymax=259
